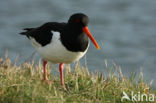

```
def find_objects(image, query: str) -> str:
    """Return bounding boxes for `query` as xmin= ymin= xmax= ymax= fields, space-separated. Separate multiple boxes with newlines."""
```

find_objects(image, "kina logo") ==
xmin=121 ymin=91 xmax=155 ymax=102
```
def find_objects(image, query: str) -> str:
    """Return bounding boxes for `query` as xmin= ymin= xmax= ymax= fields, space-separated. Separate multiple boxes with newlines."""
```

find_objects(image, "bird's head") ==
xmin=68 ymin=13 xmax=100 ymax=50
xmin=68 ymin=13 xmax=89 ymax=27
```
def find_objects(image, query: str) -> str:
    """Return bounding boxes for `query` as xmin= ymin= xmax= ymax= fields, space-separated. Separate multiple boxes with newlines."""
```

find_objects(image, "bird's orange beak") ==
xmin=82 ymin=26 xmax=100 ymax=50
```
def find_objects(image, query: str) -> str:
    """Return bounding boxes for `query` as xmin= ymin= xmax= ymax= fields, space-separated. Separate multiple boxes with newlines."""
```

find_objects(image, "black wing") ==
xmin=20 ymin=22 xmax=66 ymax=46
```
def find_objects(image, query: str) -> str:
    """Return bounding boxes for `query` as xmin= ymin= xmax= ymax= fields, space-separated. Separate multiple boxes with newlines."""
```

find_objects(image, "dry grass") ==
xmin=0 ymin=56 xmax=155 ymax=103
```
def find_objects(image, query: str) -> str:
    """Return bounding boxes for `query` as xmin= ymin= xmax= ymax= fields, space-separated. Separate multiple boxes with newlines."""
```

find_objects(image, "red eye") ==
xmin=76 ymin=19 xmax=80 ymax=23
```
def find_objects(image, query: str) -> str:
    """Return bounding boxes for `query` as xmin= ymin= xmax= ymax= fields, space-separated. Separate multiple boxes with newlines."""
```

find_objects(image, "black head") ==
xmin=66 ymin=13 xmax=100 ymax=50
xmin=68 ymin=13 xmax=89 ymax=27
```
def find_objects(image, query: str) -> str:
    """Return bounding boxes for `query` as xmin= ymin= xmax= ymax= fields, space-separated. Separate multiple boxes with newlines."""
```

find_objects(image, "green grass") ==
xmin=0 ymin=57 xmax=155 ymax=103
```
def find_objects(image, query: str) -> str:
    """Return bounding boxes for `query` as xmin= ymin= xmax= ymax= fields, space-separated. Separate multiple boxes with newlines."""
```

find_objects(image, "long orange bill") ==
xmin=82 ymin=26 xmax=100 ymax=50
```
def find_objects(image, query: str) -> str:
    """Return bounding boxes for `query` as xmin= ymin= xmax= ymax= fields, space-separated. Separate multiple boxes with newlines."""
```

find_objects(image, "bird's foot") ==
xmin=43 ymin=79 xmax=52 ymax=85
xmin=61 ymin=84 xmax=67 ymax=91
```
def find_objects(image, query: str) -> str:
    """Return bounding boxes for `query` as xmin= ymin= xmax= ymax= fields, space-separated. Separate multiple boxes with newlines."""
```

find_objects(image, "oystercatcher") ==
xmin=20 ymin=13 xmax=100 ymax=86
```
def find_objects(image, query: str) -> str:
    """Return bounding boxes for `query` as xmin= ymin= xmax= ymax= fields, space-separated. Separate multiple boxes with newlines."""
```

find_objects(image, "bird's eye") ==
xmin=75 ymin=19 xmax=80 ymax=23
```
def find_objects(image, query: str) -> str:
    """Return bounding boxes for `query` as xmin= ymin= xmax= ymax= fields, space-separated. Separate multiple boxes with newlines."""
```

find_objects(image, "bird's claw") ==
xmin=43 ymin=80 xmax=52 ymax=85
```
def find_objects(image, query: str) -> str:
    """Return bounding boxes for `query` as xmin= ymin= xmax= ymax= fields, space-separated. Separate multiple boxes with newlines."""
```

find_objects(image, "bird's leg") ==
xmin=59 ymin=63 xmax=64 ymax=86
xmin=43 ymin=60 xmax=48 ymax=80
xmin=43 ymin=60 xmax=52 ymax=84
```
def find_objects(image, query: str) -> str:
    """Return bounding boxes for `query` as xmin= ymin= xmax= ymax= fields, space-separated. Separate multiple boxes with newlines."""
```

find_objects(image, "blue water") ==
xmin=0 ymin=0 xmax=156 ymax=87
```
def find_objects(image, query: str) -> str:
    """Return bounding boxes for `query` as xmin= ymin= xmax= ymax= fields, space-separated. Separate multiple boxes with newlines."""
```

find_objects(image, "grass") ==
xmin=0 ymin=56 xmax=156 ymax=103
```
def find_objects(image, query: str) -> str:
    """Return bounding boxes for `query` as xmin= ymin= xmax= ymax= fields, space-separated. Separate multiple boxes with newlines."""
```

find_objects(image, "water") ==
xmin=0 ymin=0 xmax=156 ymax=87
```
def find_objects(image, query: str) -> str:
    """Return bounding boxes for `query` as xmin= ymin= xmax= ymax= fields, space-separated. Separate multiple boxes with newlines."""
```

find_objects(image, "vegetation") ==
xmin=0 ymin=56 xmax=155 ymax=103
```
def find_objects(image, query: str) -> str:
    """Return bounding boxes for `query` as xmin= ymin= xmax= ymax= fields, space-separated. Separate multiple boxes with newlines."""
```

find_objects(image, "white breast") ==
xmin=30 ymin=31 xmax=89 ymax=64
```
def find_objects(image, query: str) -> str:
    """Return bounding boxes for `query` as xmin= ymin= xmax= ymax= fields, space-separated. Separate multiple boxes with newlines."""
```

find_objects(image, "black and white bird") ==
xmin=20 ymin=13 xmax=100 ymax=86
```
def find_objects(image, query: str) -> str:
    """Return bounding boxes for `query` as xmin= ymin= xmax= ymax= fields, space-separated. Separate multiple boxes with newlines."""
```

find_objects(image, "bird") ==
xmin=20 ymin=13 xmax=100 ymax=86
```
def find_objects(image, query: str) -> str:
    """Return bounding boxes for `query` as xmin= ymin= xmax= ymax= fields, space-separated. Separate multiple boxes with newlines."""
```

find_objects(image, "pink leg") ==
xmin=43 ymin=60 xmax=48 ymax=80
xmin=43 ymin=60 xmax=52 ymax=84
xmin=59 ymin=63 xmax=64 ymax=86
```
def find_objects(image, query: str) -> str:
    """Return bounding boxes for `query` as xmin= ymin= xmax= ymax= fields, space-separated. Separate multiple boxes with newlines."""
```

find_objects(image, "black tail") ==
xmin=19 ymin=28 xmax=34 ymax=35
